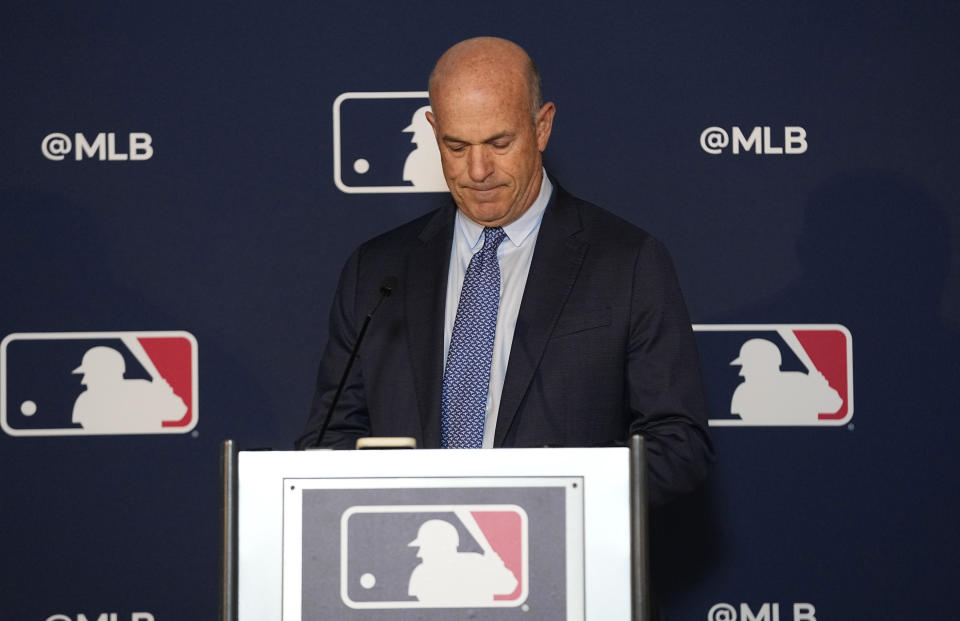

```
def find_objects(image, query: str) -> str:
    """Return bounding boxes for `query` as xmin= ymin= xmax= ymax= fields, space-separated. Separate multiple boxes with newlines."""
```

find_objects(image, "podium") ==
xmin=220 ymin=438 xmax=649 ymax=621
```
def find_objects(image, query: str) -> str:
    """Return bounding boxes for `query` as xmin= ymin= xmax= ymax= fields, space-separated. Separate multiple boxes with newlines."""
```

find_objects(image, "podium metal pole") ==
xmin=630 ymin=435 xmax=650 ymax=621
xmin=220 ymin=439 xmax=238 ymax=621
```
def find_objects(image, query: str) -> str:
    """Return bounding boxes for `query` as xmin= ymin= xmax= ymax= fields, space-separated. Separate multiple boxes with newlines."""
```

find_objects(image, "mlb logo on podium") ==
xmin=333 ymin=92 xmax=449 ymax=194
xmin=694 ymin=324 xmax=853 ymax=426
xmin=1 ymin=331 xmax=198 ymax=437
xmin=291 ymin=480 xmax=576 ymax=620
xmin=341 ymin=504 xmax=528 ymax=609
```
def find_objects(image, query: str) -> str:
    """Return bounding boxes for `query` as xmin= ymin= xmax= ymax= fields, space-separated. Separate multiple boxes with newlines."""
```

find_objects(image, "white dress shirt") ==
xmin=443 ymin=171 xmax=553 ymax=448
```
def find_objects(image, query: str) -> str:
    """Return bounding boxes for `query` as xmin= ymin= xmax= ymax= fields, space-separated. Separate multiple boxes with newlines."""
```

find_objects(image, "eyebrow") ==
xmin=442 ymin=131 xmax=514 ymax=145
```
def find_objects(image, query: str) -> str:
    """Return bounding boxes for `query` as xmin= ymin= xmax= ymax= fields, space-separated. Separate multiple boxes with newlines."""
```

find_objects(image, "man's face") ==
xmin=427 ymin=80 xmax=554 ymax=227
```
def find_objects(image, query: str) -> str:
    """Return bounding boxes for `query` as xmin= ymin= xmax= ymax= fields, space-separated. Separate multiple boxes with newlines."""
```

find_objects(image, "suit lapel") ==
xmin=405 ymin=205 xmax=455 ymax=448
xmin=494 ymin=186 xmax=587 ymax=446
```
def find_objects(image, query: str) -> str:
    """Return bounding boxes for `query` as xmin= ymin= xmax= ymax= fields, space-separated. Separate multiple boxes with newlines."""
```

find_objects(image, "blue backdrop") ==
xmin=2 ymin=2 xmax=958 ymax=620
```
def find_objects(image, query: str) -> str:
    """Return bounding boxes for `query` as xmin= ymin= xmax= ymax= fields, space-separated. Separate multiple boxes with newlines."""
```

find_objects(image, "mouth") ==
xmin=464 ymin=185 xmax=505 ymax=202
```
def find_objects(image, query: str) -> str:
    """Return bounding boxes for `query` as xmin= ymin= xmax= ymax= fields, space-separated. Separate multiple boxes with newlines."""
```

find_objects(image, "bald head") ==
xmin=429 ymin=37 xmax=542 ymax=122
xmin=424 ymin=37 xmax=555 ymax=227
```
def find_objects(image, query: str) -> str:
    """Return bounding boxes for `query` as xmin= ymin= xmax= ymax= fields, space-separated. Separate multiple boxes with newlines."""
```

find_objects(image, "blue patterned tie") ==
xmin=441 ymin=226 xmax=508 ymax=448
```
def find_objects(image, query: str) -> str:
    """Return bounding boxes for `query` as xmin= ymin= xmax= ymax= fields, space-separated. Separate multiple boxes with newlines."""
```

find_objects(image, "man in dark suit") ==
xmin=297 ymin=36 xmax=712 ymax=507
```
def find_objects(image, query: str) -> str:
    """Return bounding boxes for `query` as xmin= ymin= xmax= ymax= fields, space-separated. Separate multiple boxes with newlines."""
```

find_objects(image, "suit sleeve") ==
xmin=626 ymin=237 xmax=714 ymax=506
xmin=295 ymin=248 xmax=372 ymax=449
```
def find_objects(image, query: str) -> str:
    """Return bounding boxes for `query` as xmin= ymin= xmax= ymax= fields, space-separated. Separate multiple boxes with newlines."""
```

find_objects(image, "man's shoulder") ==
xmin=355 ymin=205 xmax=453 ymax=256
xmin=553 ymin=184 xmax=662 ymax=250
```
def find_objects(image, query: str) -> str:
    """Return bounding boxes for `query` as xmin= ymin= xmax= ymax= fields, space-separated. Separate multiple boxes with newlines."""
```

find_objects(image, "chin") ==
xmin=468 ymin=206 xmax=509 ymax=224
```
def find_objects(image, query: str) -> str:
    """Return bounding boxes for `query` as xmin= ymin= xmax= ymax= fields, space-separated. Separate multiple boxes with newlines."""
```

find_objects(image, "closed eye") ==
xmin=487 ymin=133 xmax=514 ymax=149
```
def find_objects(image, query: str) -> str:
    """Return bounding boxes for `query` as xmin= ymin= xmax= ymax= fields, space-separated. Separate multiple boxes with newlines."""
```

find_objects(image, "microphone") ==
xmin=311 ymin=276 xmax=397 ymax=448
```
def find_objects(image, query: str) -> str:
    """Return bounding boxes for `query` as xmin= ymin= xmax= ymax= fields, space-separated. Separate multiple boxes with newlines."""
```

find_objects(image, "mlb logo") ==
xmin=340 ymin=504 xmax=528 ymax=609
xmin=333 ymin=91 xmax=448 ymax=194
xmin=1 ymin=331 xmax=198 ymax=436
xmin=291 ymin=481 xmax=575 ymax=620
xmin=693 ymin=324 xmax=853 ymax=426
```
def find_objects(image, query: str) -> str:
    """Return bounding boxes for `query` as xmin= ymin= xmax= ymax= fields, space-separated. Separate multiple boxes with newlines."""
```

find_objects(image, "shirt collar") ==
xmin=456 ymin=169 xmax=553 ymax=250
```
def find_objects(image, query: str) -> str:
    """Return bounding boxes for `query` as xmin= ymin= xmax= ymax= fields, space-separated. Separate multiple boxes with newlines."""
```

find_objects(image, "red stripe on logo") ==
xmin=794 ymin=330 xmax=848 ymax=420
xmin=472 ymin=510 xmax=523 ymax=601
xmin=139 ymin=337 xmax=193 ymax=427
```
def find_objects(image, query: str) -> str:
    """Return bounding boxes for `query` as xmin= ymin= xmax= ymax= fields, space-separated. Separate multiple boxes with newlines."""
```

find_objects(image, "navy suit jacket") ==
xmin=297 ymin=183 xmax=713 ymax=506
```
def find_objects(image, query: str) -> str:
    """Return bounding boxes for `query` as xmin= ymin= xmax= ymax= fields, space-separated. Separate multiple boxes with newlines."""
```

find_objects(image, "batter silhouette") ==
xmin=402 ymin=105 xmax=447 ymax=191
xmin=730 ymin=338 xmax=842 ymax=424
xmin=407 ymin=518 xmax=517 ymax=605
xmin=72 ymin=346 xmax=187 ymax=433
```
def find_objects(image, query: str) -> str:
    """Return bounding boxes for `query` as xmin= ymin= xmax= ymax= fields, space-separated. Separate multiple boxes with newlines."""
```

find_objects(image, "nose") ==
xmin=466 ymin=145 xmax=494 ymax=182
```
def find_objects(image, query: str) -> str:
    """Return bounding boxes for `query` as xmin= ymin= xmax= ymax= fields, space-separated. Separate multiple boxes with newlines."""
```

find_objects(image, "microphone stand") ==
xmin=312 ymin=277 xmax=396 ymax=448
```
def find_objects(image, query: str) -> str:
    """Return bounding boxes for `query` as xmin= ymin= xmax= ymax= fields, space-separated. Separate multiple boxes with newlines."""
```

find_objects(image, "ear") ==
xmin=534 ymin=102 xmax=556 ymax=152
xmin=426 ymin=110 xmax=438 ymax=134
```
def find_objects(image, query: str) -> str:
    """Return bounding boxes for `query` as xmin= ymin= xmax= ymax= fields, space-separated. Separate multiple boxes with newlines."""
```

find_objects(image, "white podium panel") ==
xmin=237 ymin=448 xmax=632 ymax=621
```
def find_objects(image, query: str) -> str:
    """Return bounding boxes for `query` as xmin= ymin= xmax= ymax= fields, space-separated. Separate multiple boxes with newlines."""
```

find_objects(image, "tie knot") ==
xmin=483 ymin=227 xmax=507 ymax=251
